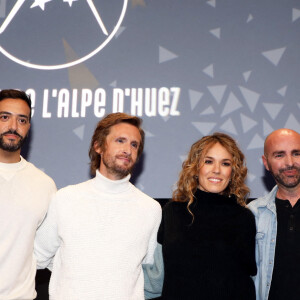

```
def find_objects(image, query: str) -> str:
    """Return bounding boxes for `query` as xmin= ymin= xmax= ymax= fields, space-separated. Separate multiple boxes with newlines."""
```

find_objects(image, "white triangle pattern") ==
xmin=145 ymin=130 xmax=155 ymax=137
xmin=203 ymin=64 xmax=214 ymax=78
xmin=206 ymin=0 xmax=216 ymax=8
xmin=159 ymin=46 xmax=178 ymax=63
xmin=263 ymin=119 xmax=274 ymax=136
xmin=210 ymin=27 xmax=221 ymax=39
xmin=220 ymin=118 xmax=237 ymax=135
xmin=284 ymin=114 xmax=300 ymax=130
xmin=192 ymin=122 xmax=217 ymax=135
xmin=189 ymin=89 xmax=203 ymax=110
xmin=277 ymin=85 xmax=287 ymax=97
xmin=292 ymin=8 xmax=300 ymax=22
xmin=73 ymin=124 xmax=85 ymax=140
xmin=247 ymin=14 xmax=253 ymax=23
xmin=207 ymin=85 xmax=227 ymax=104
xmin=221 ymin=92 xmax=242 ymax=117
xmin=262 ymin=47 xmax=286 ymax=66
xmin=247 ymin=133 xmax=264 ymax=150
xmin=239 ymin=86 xmax=260 ymax=112
xmin=200 ymin=106 xmax=215 ymax=115
xmin=263 ymin=103 xmax=284 ymax=120
xmin=240 ymin=113 xmax=257 ymax=133
xmin=243 ymin=70 xmax=252 ymax=82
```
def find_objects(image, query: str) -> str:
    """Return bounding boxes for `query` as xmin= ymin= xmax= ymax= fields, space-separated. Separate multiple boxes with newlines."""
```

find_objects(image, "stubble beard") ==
xmin=0 ymin=130 xmax=26 ymax=152
xmin=102 ymin=154 xmax=135 ymax=179
xmin=270 ymin=165 xmax=300 ymax=189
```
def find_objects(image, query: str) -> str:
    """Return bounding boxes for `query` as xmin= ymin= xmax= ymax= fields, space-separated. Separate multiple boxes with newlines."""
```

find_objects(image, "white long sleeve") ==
xmin=35 ymin=171 xmax=161 ymax=300
xmin=0 ymin=157 xmax=56 ymax=300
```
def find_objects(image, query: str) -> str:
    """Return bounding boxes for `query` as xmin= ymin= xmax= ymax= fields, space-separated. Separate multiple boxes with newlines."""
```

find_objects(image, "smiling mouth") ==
xmin=283 ymin=170 xmax=297 ymax=176
xmin=208 ymin=178 xmax=222 ymax=183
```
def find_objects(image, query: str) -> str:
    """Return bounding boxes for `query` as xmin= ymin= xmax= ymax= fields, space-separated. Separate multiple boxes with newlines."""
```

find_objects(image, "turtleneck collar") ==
xmin=92 ymin=170 xmax=132 ymax=194
xmin=193 ymin=188 xmax=237 ymax=205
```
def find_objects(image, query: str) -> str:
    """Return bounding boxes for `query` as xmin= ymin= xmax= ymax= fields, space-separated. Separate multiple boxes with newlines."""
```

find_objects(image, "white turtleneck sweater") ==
xmin=0 ymin=156 xmax=56 ymax=300
xmin=34 ymin=170 xmax=161 ymax=300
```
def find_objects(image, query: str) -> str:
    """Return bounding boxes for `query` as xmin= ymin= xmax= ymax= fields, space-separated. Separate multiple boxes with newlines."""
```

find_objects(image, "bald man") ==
xmin=248 ymin=129 xmax=300 ymax=300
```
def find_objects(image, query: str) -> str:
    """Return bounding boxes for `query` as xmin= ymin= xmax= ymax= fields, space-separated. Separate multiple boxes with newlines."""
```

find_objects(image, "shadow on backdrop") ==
xmin=20 ymin=124 xmax=32 ymax=159
xmin=261 ymin=166 xmax=276 ymax=193
xmin=130 ymin=152 xmax=145 ymax=185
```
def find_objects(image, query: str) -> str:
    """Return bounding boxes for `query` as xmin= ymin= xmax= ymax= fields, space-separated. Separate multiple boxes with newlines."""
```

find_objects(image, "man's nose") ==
xmin=122 ymin=143 xmax=131 ymax=155
xmin=8 ymin=116 xmax=18 ymax=131
xmin=285 ymin=154 xmax=294 ymax=167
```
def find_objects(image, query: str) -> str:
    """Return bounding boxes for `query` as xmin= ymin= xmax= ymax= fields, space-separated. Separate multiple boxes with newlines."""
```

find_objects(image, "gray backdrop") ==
xmin=0 ymin=0 xmax=299 ymax=198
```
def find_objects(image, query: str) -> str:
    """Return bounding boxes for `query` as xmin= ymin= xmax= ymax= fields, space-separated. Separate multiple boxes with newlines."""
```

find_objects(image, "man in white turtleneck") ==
xmin=34 ymin=113 xmax=162 ymax=300
xmin=0 ymin=89 xmax=56 ymax=300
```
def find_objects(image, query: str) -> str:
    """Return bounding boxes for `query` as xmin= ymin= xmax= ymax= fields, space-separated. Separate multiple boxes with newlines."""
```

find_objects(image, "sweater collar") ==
xmin=0 ymin=155 xmax=27 ymax=171
xmin=93 ymin=170 xmax=131 ymax=194
xmin=193 ymin=188 xmax=237 ymax=205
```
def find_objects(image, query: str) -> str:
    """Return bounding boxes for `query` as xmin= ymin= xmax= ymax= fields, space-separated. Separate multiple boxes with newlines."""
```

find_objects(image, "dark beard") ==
xmin=0 ymin=130 xmax=26 ymax=152
xmin=273 ymin=166 xmax=300 ymax=189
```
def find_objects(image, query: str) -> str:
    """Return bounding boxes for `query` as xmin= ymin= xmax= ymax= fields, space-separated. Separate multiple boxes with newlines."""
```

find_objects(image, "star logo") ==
xmin=31 ymin=0 xmax=52 ymax=10
xmin=0 ymin=0 xmax=128 ymax=70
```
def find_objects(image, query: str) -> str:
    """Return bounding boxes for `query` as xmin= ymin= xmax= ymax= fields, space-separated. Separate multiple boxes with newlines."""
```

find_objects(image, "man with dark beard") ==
xmin=0 ymin=89 xmax=56 ymax=299
xmin=248 ymin=128 xmax=300 ymax=300
xmin=34 ymin=113 xmax=161 ymax=300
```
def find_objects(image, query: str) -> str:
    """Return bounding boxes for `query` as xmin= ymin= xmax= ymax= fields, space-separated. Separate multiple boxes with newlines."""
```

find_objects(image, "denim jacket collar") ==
xmin=255 ymin=185 xmax=278 ymax=215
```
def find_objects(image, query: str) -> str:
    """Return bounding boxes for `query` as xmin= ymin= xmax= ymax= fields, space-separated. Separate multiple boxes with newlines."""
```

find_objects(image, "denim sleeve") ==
xmin=143 ymin=243 xmax=164 ymax=299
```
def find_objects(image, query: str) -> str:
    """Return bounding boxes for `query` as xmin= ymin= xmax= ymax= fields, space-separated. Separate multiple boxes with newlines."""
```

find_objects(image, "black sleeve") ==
xmin=235 ymin=207 xmax=257 ymax=276
xmin=157 ymin=209 xmax=164 ymax=244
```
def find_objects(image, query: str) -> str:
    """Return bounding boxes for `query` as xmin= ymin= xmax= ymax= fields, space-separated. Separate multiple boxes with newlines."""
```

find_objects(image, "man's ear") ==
xmin=94 ymin=142 xmax=102 ymax=155
xmin=262 ymin=155 xmax=270 ymax=171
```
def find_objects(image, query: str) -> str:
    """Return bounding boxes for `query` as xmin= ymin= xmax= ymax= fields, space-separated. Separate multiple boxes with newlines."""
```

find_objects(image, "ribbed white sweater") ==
xmin=35 ymin=170 xmax=161 ymax=300
xmin=0 ymin=157 xmax=56 ymax=300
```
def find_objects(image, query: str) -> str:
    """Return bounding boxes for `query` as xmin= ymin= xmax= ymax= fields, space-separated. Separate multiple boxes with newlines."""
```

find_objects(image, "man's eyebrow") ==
xmin=272 ymin=151 xmax=285 ymax=155
xmin=292 ymin=149 xmax=300 ymax=153
xmin=0 ymin=111 xmax=29 ymax=119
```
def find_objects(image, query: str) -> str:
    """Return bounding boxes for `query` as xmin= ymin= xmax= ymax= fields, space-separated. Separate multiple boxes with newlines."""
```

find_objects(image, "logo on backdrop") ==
xmin=0 ymin=0 xmax=127 ymax=70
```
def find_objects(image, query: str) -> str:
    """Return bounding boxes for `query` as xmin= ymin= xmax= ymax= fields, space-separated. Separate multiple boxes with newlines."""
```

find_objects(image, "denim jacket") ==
xmin=248 ymin=186 xmax=278 ymax=300
xmin=143 ymin=243 xmax=164 ymax=299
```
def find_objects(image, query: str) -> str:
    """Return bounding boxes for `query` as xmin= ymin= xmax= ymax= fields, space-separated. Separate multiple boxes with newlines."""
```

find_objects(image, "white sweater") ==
xmin=35 ymin=170 xmax=162 ymax=300
xmin=0 ymin=157 xmax=56 ymax=300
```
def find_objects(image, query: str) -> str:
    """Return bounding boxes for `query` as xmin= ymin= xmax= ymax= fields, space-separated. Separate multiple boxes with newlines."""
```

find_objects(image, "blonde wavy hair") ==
xmin=173 ymin=132 xmax=249 ymax=216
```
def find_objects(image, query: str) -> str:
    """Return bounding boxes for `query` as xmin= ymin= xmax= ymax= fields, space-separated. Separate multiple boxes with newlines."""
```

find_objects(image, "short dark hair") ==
xmin=89 ymin=113 xmax=145 ymax=175
xmin=0 ymin=89 xmax=32 ymax=121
